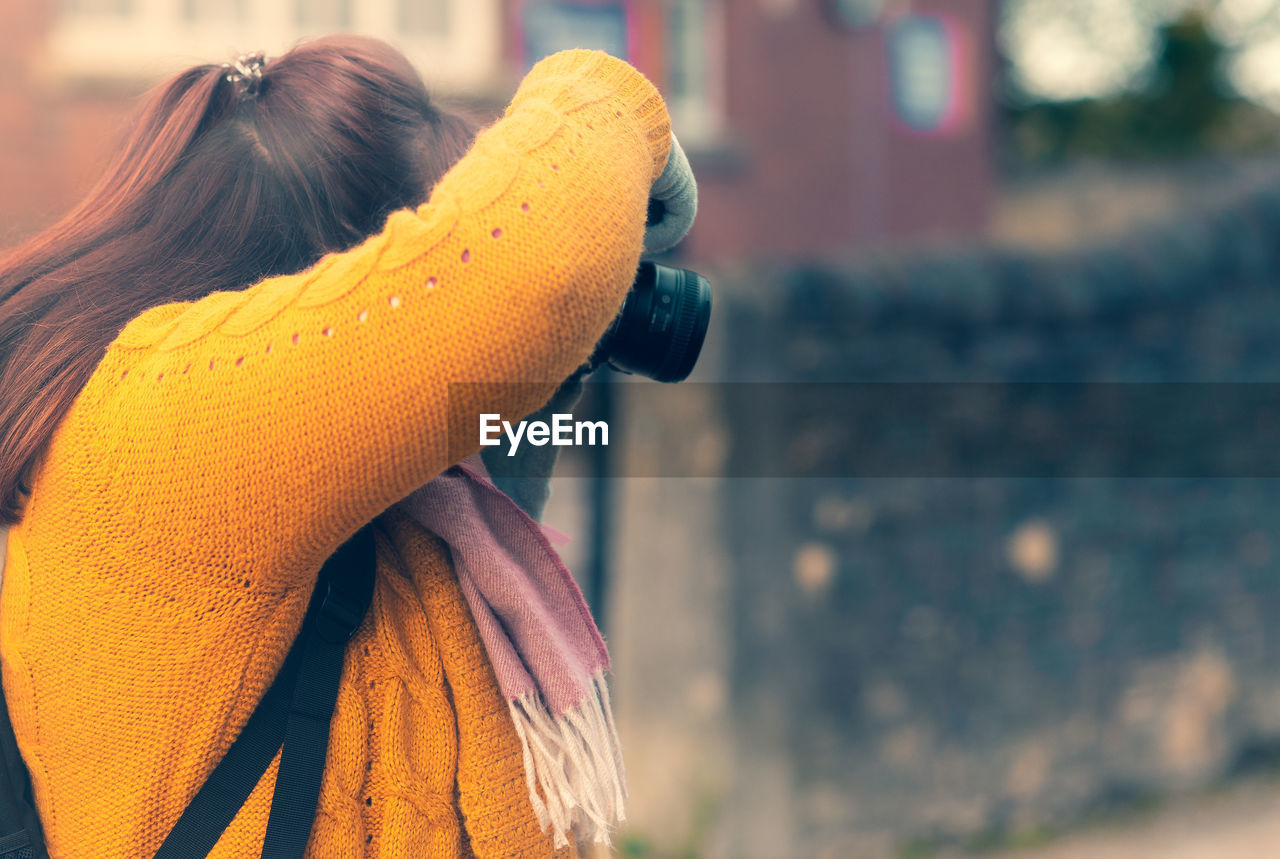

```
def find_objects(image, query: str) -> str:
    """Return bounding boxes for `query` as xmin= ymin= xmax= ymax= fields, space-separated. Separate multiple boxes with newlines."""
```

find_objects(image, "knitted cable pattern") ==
xmin=0 ymin=48 xmax=669 ymax=858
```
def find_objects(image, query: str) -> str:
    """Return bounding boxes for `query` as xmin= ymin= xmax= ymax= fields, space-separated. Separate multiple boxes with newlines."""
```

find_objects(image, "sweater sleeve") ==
xmin=29 ymin=49 xmax=671 ymax=585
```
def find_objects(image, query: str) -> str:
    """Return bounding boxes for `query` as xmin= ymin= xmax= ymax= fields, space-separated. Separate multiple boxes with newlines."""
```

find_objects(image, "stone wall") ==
xmin=598 ymin=175 xmax=1280 ymax=858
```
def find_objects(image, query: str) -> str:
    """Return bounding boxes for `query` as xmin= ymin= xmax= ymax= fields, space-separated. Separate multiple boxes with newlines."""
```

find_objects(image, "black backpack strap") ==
xmin=0 ymin=680 xmax=48 ymax=859
xmin=260 ymin=527 xmax=375 ymax=859
xmin=155 ymin=525 xmax=376 ymax=859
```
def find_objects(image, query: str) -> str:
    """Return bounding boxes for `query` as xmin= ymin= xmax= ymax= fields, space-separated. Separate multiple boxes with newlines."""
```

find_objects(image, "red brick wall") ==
xmin=687 ymin=0 xmax=993 ymax=263
xmin=1 ymin=0 xmax=993 ymax=262
xmin=0 ymin=0 xmax=141 ymax=246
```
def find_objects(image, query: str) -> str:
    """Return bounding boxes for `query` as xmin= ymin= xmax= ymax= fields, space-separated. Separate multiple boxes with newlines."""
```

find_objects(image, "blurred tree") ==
xmin=1139 ymin=10 xmax=1232 ymax=146
xmin=999 ymin=5 xmax=1280 ymax=167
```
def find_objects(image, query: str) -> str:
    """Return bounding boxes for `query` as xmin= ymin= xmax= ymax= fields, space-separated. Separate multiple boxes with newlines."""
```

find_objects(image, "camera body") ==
xmin=592 ymin=262 xmax=712 ymax=383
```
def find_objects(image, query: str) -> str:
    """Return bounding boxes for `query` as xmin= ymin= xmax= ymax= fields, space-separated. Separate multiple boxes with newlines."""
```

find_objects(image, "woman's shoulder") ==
xmin=111 ymin=292 xmax=239 ymax=353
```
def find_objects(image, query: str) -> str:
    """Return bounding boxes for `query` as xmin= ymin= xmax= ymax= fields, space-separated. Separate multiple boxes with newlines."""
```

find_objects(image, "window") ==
xmin=61 ymin=0 xmax=131 ymax=15
xmin=46 ymin=0 xmax=501 ymax=94
xmin=518 ymin=1 xmax=631 ymax=66
xmin=297 ymin=0 xmax=350 ymax=30
xmin=181 ymin=0 xmax=246 ymax=25
xmin=886 ymin=14 xmax=974 ymax=135
xmin=513 ymin=0 xmax=726 ymax=146
xmin=398 ymin=0 xmax=450 ymax=38
xmin=666 ymin=0 xmax=725 ymax=145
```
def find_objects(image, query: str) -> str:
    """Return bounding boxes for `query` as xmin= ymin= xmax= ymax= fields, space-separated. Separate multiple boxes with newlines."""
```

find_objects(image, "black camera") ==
xmin=592 ymin=261 xmax=712 ymax=383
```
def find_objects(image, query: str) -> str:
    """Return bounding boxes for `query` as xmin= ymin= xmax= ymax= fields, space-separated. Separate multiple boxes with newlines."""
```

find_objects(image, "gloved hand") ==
xmin=643 ymin=132 xmax=697 ymax=254
xmin=483 ymin=132 xmax=696 ymax=516
xmin=479 ymin=374 xmax=586 ymax=522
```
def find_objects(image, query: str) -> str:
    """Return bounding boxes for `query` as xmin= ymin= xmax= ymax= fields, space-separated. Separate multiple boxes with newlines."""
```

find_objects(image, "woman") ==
xmin=0 ymin=34 xmax=689 ymax=857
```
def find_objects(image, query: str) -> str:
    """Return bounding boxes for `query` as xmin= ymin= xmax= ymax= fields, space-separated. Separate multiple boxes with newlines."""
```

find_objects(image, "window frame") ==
xmin=664 ymin=0 xmax=727 ymax=146
xmin=44 ymin=0 xmax=503 ymax=94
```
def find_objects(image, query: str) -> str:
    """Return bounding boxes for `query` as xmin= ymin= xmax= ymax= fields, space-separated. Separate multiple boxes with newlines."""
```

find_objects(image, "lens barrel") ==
xmin=597 ymin=262 xmax=712 ymax=383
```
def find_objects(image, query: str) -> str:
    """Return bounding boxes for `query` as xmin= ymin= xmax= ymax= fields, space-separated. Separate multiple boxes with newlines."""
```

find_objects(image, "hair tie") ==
xmin=223 ymin=51 xmax=267 ymax=99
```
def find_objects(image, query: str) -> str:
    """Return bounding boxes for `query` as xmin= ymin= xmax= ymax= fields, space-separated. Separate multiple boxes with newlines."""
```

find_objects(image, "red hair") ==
xmin=0 ymin=35 xmax=479 ymax=524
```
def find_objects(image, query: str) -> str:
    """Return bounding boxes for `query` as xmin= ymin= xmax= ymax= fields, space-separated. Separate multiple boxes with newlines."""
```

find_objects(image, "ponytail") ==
xmin=0 ymin=36 xmax=479 ymax=524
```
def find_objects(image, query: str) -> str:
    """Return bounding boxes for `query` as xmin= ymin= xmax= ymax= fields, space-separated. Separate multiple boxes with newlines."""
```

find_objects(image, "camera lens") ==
xmin=598 ymin=262 xmax=712 ymax=383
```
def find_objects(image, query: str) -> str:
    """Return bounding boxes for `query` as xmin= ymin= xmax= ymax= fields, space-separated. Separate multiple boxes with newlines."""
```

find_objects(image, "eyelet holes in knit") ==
xmin=265 ymin=343 xmax=273 ymax=354
xmin=521 ymin=202 xmax=530 ymax=212
xmin=235 ymin=356 xmax=245 ymax=367
xmin=461 ymin=249 xmax=471 ymax=263
xmin=389 ymin=295 xmax=402 ymax=308
xmin=491 ymin=228 xmax=502 ymax=239
xmin=425 ymin=277 xmax=438 ymax=290
xmin=322 ymin=326 xmax=334 ymax=338
xmin=209 ymin=359 xmax=216 ymax=371
xmin=291 ymin=333 xmax=300 ymax=346
xmin=358 ymin=309 xmax=369 ymax=322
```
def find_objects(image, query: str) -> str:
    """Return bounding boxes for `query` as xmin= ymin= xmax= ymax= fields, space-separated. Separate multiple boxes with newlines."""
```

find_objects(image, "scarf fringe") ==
xmin=508 ymin=669 xmax=627 ymax=849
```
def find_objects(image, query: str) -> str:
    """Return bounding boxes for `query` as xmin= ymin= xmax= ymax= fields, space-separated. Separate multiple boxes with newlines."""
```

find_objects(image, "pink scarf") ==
xmin=395 ymin=455 xmax=625 ymax=848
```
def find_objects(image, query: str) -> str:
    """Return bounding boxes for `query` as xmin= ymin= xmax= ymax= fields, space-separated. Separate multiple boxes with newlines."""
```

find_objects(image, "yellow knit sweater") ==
xmin=0 ymin=49 xmax=670 ymax=858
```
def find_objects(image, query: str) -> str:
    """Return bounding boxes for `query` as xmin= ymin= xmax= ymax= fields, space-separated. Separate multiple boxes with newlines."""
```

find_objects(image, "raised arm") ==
xmin=31 ymin=49 xmax=670 ymax=583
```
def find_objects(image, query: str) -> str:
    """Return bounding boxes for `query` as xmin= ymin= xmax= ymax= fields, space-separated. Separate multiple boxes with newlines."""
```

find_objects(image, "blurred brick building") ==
xmin=0 ymin=0 xmax=992 ymax=262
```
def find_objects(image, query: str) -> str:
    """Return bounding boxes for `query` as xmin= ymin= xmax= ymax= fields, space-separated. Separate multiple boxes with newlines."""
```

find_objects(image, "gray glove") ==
xmin=643 ymin=132 xmax=698 ymax=254
xmin=479 ymin=375 xmax=585 ymax=522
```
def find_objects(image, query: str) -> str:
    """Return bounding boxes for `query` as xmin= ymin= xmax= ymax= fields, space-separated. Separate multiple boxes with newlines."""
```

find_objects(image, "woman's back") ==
xmin=0 ymin=45 xmax=670 ymax=857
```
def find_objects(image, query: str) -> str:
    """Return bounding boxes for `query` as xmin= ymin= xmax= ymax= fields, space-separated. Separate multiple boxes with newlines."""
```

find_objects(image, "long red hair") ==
xmin=0 ymin=35 xmax=479 ymax=524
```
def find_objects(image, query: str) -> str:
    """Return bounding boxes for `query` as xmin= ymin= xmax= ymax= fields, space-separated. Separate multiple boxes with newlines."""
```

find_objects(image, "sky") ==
xmin=1001 ymin=0 xmax=1280 ymax=108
